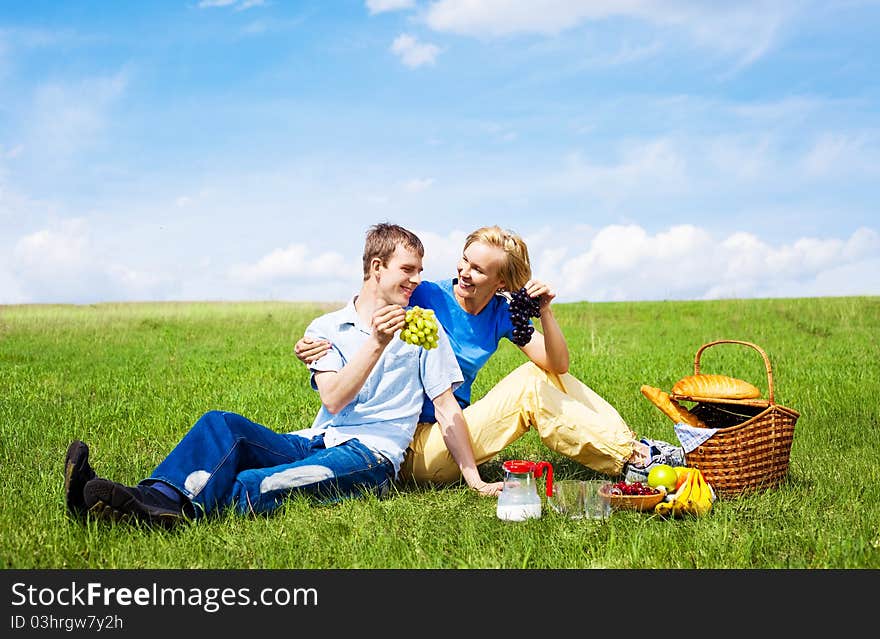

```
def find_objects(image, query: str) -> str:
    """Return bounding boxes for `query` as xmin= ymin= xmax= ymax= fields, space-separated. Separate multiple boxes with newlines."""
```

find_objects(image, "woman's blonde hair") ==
xmin=463 ymin=225 xmax=531 ymax=291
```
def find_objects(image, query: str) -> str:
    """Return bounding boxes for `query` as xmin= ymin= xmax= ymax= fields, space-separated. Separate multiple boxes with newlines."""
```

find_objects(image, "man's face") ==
xmin=377 ymin=244 xmax=423 ymax=306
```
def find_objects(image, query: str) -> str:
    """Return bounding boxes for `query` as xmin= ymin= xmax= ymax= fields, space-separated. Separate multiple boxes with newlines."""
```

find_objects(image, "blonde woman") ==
xmin=295 ymin=225 xmax=682 ymax=484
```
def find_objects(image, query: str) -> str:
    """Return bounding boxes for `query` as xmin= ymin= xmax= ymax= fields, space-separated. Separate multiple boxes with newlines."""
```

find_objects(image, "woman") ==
xmin=295 ymin=225 xmax=682 ymax=484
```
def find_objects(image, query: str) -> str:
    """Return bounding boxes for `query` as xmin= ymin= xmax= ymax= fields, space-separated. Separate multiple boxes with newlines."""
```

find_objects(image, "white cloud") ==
xmin=366 ymin=0 xmax=415 ymax=15
xmin=3 ymin=221 xmax=878 ymax=305
xmin=423 ymin=0 xmax=794 ymax=66
xmin=587 ymin=40 xmax=664 ymax=67
xmin=548 ymin=139 xmax=689 ymax=202
xmin=7 ymin=219 xmax=164 ymax=304
xmin=706 ymin=134 xmax=776 ymax=182
xmin=198 ymin=0 xmax=265 ymax=10
xmin=426 ymin=0 xmax=605 ymax=37
xmin=225 ymin=244 xmax=361 ymax=303
xmin=391 ymin=34 xmax=441 ymax=68
xmin=485 ymin=122 xmax=518 ymax=143
xmin=682 ymin=3 xmax=790 ymax=71
xmin=403 ymin=177 xmax=435 ymax=192
xmin=530 ymin=224 xmax=880 ymax=303
xmin=229 ymin=243 xmax=354 ymax=283
xmin=0 ymin=37 xmax=7 ymax=78
xmin=845 ymin=226 xmax=880 ymax=256
xmin=539 ymin=120 xmax=878 ymax=207
xmin=417 ymin=227 xmax=469 ymax=282
xmin=15 ymin=221 xmax=89 ymax=269
xmin=236 ymin=0 xmax=266 ymax=10
xmin=198 ymin=0 xmax=238 ymax=8
xmin=25 ymin=71 xmax=128 ymax=161
xmin=801 ymin=133 xmax=878 ymax=177
xmin=797 ymin=257 xmax=880 ymax=298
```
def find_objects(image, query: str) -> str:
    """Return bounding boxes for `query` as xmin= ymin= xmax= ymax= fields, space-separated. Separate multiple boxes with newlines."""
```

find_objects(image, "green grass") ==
xmin=1 ymin=297 xmax=878 ymax=569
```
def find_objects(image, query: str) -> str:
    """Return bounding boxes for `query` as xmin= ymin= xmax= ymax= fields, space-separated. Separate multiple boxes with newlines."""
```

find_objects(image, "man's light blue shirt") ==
xmin=291 ymin=297 xmax=463 ymax=476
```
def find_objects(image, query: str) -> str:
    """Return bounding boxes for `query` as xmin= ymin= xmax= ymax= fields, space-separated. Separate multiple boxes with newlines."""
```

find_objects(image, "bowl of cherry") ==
xmin=600 ymin=481 xmax=666 ymax=511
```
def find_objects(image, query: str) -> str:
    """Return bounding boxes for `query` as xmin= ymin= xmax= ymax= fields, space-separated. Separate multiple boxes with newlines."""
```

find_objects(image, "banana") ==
xmin=671 ymin=472 xmax=693 ymax=516
xmin=655 ymin=476 xmax=684 ymax=516
xmin=690 ymin=470 xmax=713 ymax=516
xmin=654 ymin=468 xmax=716 ymax=517
xmin=688 ymin=469 xmax=703 ymax=514
xmin=701 ymin=471 xmax=716 ymax=512
xmin=680 ymin=474 xmax=695 ymax=515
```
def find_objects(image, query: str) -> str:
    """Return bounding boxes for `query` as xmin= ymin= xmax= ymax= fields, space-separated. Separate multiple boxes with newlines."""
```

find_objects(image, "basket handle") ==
xmin=693 ymin=339 xmax=774 ymax=404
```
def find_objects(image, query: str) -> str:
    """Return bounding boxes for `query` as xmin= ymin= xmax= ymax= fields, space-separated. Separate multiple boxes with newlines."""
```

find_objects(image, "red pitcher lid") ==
xmin=502 ymin=460 xmax=554 ymax=496
xmin=502 ymin=460 xmax=536 ymax=473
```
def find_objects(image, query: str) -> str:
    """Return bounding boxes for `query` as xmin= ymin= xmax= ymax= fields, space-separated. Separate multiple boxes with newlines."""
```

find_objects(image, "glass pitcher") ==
xmin=496 ymin=460 xmax=554 ymax=521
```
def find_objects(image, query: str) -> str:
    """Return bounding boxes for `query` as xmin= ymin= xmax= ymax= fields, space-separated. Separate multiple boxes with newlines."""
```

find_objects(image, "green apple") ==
xmin=647 ymin=464 xmax=678 ymax=492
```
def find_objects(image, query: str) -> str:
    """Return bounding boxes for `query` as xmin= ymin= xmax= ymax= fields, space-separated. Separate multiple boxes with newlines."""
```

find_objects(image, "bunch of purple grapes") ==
xmin=508 ymin=287 xmax=541 ymax=346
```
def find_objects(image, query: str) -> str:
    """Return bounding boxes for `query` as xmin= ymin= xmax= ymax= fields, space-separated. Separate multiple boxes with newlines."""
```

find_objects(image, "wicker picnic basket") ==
xmin=671 ymin=340 xmax=800 ymax=498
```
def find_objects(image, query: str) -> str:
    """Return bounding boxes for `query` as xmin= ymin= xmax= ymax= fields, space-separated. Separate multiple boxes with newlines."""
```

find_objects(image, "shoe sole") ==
xmin=87 ymin=501 xmax=184 ymax=528
xmin=64 ymin=440 xmax=94 ymax=517
xmin=85 ymin=481 xmax=186 ymax=528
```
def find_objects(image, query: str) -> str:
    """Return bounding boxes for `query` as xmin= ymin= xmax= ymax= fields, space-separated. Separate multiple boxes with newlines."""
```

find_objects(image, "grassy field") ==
xmin=1 ymin=297 xmax=878 ymax=569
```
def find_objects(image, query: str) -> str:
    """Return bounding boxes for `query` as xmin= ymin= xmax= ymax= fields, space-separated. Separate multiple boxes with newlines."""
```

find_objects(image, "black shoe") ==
xmin=83 ymin=478 xmax=190 ymax=527
xmin=64 ymin=440 xmax=96 ymax=517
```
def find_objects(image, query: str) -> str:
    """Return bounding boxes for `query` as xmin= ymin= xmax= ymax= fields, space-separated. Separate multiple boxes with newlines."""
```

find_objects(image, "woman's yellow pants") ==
xmin=399 ymin=362 xmax=636 ymax=483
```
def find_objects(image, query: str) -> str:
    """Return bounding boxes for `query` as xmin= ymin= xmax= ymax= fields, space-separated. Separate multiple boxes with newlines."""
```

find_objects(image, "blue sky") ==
xmin=1 ymin=0 xmax=878 ymax=304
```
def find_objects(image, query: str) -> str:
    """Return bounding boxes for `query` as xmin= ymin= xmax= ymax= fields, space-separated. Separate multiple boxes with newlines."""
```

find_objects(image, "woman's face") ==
xmin=455 ymin=240 xmax=506 ymax=302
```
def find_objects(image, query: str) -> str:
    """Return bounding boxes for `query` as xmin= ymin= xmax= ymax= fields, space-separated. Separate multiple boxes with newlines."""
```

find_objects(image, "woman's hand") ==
xmin=470 ymin=479 xmax=504 ymax=497
xmin=518 ymin=277 xmax=570 ymax=374
xmin=294 ymin=336 xmax=332 ymax=365
xmin=523 ymin=279 xmax=556 ymax=314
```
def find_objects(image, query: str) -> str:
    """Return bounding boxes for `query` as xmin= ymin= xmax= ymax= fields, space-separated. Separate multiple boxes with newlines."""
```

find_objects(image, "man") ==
xmin=63 ymin=223 xmax=502 ymax=527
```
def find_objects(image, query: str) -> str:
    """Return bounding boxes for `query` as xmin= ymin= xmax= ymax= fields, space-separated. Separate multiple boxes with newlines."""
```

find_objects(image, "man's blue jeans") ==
xmin=143 ymin=410 xmax=394 ymax=517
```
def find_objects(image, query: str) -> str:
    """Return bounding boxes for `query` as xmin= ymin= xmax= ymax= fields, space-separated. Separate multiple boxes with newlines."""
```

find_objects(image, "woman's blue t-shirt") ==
xmin=409 ymin=278 xmax=515 ymax=423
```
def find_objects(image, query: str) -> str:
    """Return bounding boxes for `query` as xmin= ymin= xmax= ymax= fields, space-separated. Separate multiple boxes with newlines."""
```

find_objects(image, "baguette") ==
xmin=640 ymin=385 xmax=707 ymax=429
xmin=672 ymin=374 xmax=760 ymax=399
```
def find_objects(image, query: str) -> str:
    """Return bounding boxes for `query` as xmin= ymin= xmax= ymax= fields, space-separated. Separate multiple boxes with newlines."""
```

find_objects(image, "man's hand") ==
xmin=294 ymin=337 xmax=332 ymax=365
xmin=371 ymin=305 xmax=406 ymax=345
xmin=311 ymin=305 xmax=406 ymax=414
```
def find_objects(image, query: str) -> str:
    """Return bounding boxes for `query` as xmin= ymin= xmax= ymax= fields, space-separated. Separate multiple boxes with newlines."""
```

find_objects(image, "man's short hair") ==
xmin=363 ymin=223 xmax=425 ymax=280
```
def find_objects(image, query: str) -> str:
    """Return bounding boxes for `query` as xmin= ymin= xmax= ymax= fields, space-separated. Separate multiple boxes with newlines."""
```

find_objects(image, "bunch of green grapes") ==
xmin=400 ymin=306 xmax=439 ymax=349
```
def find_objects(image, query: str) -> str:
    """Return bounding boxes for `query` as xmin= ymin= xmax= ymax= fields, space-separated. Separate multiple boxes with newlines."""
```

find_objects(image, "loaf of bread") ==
xmin=672 ymin=374 xmax=760 ymax=399
xmin=640 ymin=385 xmax=707 ymax=428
